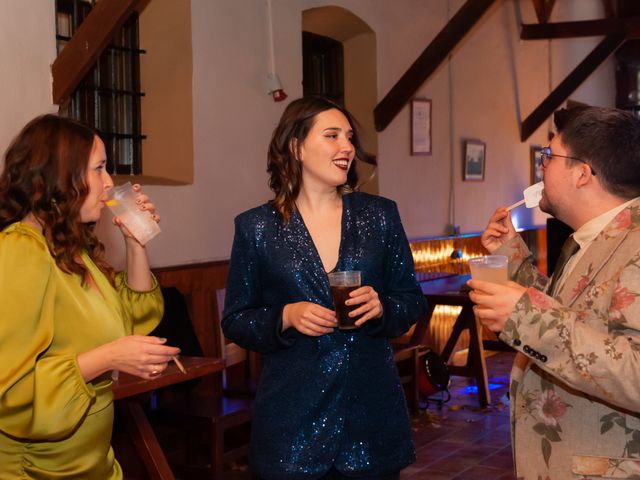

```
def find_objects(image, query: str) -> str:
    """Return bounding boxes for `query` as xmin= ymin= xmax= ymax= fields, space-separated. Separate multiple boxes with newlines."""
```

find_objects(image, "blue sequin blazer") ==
xmin=222 ymin=192 xmax=427 ymax=479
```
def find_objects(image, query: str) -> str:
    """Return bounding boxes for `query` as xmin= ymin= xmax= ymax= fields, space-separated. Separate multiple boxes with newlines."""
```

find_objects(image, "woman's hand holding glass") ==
xmin=111 ymin=183 xmax=161 ymax=245
xmin=282 ymin=302 xmax=337 ymax=336
xmin=348 ymin=286 xmax=383 ymax=327
xmin=282 ymin=285 xmax=383 ymax=336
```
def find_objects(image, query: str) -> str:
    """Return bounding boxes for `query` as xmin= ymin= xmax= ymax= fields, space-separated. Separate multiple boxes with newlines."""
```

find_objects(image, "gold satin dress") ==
xmin=0 ymin=222 xmax=162 ymax=479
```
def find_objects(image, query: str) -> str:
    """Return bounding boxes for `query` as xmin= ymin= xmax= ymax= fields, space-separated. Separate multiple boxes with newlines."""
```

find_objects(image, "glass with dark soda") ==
xmin=328 ymin=271 xmax=362 ymax=330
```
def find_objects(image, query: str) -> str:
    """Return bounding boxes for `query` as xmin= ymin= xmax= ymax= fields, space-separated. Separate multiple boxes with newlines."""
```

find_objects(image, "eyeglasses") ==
xmin=538 ymin=146 xmax=596 ymax=175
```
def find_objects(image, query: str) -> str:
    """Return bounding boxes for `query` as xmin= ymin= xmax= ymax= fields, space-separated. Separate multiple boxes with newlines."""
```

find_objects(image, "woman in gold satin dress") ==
xmin=0 ymin=115 xmax=180 ymax=478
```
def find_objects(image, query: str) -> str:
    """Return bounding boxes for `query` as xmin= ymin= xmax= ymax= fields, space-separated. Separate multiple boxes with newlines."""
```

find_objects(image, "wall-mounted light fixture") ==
xmin=266 ymin=73 xmax=287 ymax=102
xmin=265 ymin=0 xmax=287 ymax=102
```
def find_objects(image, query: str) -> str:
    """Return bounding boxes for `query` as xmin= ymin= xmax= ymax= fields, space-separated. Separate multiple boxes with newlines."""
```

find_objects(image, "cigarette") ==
xmin=505 ymin=199 xmax=525 ymax=211
xmin=172 ymin=355 xmax=187 ymax=374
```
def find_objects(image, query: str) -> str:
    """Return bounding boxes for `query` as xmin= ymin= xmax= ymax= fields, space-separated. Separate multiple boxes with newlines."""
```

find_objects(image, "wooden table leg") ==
xmin=117 ymin=401 xmax=176 ymax=480
xmin=439 ymin=309 xmax=467 ymax=363
xmin=437 ymin=305 xmax=491 ymax=407
xmin=465 ymin=307 xmax=491 ymax=407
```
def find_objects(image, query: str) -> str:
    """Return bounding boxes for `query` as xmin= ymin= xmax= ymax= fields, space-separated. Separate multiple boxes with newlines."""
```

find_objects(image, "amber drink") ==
xmin=328 ymin=271 xmax=362 ymax=330
xmin=468 ymin=255 xmax=508 ymax=285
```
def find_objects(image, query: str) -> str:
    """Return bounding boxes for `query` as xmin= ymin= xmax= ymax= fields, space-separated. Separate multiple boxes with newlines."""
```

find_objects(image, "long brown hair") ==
xmin=0 ymin=114 xmax=114 ymax=283
xmin=267 ymin=96 xmax=376 ymax=222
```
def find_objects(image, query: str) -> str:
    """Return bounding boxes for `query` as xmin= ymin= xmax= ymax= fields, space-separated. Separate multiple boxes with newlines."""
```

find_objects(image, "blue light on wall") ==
xmin=511 ymin=211 xmax=520 ymax=231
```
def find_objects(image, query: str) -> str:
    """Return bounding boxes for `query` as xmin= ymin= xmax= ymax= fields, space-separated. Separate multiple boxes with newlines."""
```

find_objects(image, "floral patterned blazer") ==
xmin=496 ymin=198 xmax=640 ymax=480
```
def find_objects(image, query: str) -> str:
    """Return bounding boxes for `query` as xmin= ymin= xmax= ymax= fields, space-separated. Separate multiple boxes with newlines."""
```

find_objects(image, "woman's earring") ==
xmin=51 ymin=198 xmax=62 ymax=215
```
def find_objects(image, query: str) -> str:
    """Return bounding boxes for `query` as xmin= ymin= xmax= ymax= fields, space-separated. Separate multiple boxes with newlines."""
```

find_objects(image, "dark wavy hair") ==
xmin=0 ymin=114 xmax=114 ymax=283
xmin=554 ymin=106 xmax=640 ymax=199
xmin=267 ymin=96 xmax=376 ymax=222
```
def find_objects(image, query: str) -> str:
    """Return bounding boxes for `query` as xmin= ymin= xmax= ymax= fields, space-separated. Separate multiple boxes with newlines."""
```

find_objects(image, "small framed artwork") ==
xmin=463 ymin=139 xmax=485 ymax=181
xmin=530 ymin=145 xmax=543 ymax=184
xmin=411 ymin=98 xmax=432 ymax=155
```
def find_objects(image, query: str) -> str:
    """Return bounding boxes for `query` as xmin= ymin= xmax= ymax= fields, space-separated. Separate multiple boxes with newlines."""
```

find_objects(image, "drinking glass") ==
xmin=468 ymin=255 xmax=508 ymax=285
xmin=106 ymin=182 xmax=161 ymax=245
xmin=328 ymin=271 xmax=362 ymax=330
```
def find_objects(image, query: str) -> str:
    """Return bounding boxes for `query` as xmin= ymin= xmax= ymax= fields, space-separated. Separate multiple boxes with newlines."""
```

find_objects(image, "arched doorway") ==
xmin=302 ymin=6 xmax=378 ymax=194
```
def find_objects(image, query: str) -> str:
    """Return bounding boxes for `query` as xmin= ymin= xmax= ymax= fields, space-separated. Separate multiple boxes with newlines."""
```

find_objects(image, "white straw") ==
xmin=505 ymin=199 xmax=525 ymax=211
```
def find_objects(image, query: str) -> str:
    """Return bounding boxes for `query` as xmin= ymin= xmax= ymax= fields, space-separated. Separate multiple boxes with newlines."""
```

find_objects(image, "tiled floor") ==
xmin=401 ymin=351 xmax=515 ymax=480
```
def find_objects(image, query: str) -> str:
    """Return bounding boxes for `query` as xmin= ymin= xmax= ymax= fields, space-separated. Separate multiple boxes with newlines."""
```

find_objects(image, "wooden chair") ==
xmin=149 ymin=287 xmax=253 ymax=480
xmin=390 ymin=305 xmax=436 ymax=415
xmin=391 ymin=343 xmax=421 ymax=415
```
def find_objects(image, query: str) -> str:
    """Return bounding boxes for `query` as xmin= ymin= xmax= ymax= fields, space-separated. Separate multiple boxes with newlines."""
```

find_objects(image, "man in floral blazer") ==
xmin=469 ymin=106 xmax=640 ymax=479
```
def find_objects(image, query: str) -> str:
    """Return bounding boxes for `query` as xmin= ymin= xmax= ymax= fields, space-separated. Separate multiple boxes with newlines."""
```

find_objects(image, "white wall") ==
xmin=355 ymin=0 xmax=614 ymax=238
xmin=0 ymin=0 xmax=615 ymax=269
xmin=0 ymin=1 xmax=56 ymax=169
xmin=99 ymin=0 xmax=304 ymax=269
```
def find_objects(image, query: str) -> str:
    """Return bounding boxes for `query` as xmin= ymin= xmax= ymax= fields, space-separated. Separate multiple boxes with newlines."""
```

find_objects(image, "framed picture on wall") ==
xmin=530 ymin=145 xmax=543 ymax=184
xmin=463 ymin=139 xmax=485 ymax=181
xmin=411 ymin=98 xmax=432 ymax=155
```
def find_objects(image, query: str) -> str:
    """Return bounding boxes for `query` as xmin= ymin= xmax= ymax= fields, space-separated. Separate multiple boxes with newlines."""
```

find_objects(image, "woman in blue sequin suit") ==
xmin=222 ymin=97 xmax=427 ymax=479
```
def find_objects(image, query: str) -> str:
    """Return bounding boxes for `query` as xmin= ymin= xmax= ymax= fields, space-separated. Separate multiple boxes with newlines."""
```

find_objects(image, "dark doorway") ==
xmin=302 ymin=31 xmax=344 ymax=105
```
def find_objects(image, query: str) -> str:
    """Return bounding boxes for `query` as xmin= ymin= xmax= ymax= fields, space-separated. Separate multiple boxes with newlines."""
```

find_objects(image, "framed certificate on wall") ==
xmin=411 ymin=98 xmax=432 ymax=155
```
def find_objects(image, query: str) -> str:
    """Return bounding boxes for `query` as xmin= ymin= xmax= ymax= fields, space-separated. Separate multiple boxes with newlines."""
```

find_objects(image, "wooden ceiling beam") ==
xmin=52 ymin=0 xmax=140 ymax=105
xmin=532 ymin=0 xmax=556 ymax=24
xmin=373 ymin=0 xmax=497 ymax=132
xmin=522 ymin=17 xmax=640 ymax=39
xmin=520 ymin=35 xmax=625 ymax=141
